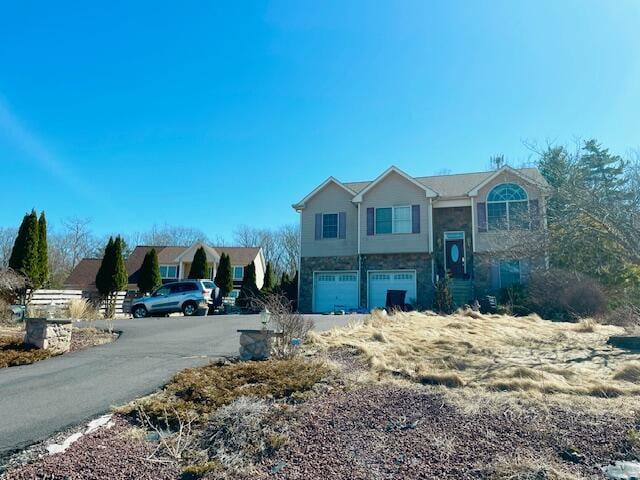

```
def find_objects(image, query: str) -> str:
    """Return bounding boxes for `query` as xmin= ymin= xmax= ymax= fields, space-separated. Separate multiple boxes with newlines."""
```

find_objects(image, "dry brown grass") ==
xmin=489 ymin=450 xmax=582 ymax=480
xmin=0 ymin=335 xmax=54 ymax=368
xmin=67 ymin=298 xmax=101 ymax=320
xmin=307 ymin=309 xmax=640 ymax=397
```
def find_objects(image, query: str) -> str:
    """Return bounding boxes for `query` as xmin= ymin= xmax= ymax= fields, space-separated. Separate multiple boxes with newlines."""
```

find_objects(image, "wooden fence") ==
xmin=29 ymin=289 xmax=130 ymax=317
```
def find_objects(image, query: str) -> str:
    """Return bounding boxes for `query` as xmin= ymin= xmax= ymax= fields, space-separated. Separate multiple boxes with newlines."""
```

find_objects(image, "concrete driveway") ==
xmin=0 ymin=314 xmax=355 ymax=460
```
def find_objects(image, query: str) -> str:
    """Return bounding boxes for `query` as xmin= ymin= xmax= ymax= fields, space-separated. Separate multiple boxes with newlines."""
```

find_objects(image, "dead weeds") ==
xmin=307 ymin=309 xmax=640 ymax=397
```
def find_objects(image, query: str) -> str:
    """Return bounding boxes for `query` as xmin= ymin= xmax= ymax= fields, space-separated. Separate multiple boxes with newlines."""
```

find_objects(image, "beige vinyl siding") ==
xmin=359 ymin=171 xmax=430 ymax=254
xmin=300 ymin=182 xmax=358 ymax=258
xmin=473 ymin=170 xmax=546 ymax=252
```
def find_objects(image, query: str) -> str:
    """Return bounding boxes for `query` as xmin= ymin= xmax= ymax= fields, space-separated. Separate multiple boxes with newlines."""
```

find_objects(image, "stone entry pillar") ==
xmin=24 ymin=318 xmax=73 ymax=354
xmin=237 ymin=329 xmax=274 ymax=361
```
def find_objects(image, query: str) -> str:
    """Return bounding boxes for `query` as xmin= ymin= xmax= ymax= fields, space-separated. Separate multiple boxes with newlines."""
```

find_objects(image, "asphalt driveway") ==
xmin=0 ymin=314 xmax=355 ymax=460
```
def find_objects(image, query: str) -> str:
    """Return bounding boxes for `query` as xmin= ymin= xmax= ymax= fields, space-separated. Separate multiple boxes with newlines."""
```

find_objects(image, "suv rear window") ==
xmin=202 ymin=281 xmax=215 ymax=289
xmin=178 ymin=282 xmax=199 ymax=292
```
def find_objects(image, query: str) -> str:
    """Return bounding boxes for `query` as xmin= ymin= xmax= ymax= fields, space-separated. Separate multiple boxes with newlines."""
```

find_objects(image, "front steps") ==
xmin=448 ymin=279 xmax=473 ymax=306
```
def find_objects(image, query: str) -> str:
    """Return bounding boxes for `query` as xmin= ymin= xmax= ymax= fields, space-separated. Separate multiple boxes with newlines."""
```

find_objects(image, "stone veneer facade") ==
xmin=432 ymin=207 xmax=473 ymax=279
xmin=299 ymin=253 xmax=433 ymax=312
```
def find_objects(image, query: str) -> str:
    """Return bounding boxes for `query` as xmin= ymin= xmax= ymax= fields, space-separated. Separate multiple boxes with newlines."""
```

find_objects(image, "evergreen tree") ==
xmin=138 ymin=248 xmax=161 ymax=294
xmin=237 ymin=261 xmax=259 ymax=310
xmin=112 ymin=236 xmax=128 ymax=292
xmin=95 ymin=237 xmax=114 ymax=298
xmin=96 ymin=236 xmax=128 ymax=317
xmin=214 ymin=253 xmax=233 ymax=298
xmin=189 ymin=246 xmax=208 ymax=279
xmin=9 ymin=210 xmax=40 ymax=286
xmin=278 ymin=272 xmax=290 ymax=293
xmin=37 ymin=211 xmax=48 ymax=287
xmin=262 ymin=262 xmax=275 ymax=292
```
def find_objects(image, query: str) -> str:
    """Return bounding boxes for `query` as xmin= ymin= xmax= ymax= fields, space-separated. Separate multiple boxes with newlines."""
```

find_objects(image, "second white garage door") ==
xmin=313 ymin=271 xmax=359 ymax=313
xmin=368 ymin=270 xmax=417 ymax=309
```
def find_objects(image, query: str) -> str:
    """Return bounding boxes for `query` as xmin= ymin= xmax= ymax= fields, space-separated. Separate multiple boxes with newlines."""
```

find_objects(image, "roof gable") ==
xmin=466 ymin=166 xmax=549 ymax=197
xmin=292 ymin=177 xmax=356 ymax=210
xmin=175 ymin=242 xmax=220 ymax=263
xmin=352 ymin=166 xmax=438 ymax=202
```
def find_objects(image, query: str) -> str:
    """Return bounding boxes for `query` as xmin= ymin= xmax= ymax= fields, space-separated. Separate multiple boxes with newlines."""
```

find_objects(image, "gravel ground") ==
xmin=261 ymin=384 xmax=636 ymax=480
xmin=2 ymin=416 xmax=179 ymax=480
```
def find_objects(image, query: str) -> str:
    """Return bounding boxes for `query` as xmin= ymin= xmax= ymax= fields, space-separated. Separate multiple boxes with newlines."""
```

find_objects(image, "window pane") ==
xmin=159 ymin=266 xmax=167 ymax=277
xmin=167 ymin=266 xmax=177 ymax=278
xmin=393 ymin=206 xmax=411 ymax=233
xmin=322 ymin=213 xmax=338 ymax=238
xmin=487 ymin=202 xmax=507 ymax=230
xmin=500 ymin=260 xmax=521 ymax=288
xmin=233 ymin=266 xmax=244 ymax=280
xmin=488 ymin=183 xmax=527 ymax=202
xmin=509 ymin=201 xmax=530 ymax=229
xmin=375 ymin=208 xmax=392 ymax=234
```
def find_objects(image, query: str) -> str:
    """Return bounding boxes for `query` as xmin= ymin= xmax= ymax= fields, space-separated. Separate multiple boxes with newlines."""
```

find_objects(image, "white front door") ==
xmin=368 ymin=270 xmax=417 ymax=310
xmin=313 ymin=271 xmax=358 ymax=313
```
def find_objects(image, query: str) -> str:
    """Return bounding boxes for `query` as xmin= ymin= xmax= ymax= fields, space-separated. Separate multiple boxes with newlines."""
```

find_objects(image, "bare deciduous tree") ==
xmin=0 ymin=227 xmax=17 ymax=268
xmin=136 ymin=224 xmax=209 ymax=247
xmin=233 ymin=224 xmax=299 ymax=278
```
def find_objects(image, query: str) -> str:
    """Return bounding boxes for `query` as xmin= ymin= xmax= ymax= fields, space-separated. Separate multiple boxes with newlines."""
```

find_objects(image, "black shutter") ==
xmin=477 ymin=202 xmax=487 ymax=232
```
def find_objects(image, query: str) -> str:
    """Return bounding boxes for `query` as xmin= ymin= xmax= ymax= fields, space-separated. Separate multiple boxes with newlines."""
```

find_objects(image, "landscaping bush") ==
xmin=498 ymin=284 xmax=531 ymax=316
xmin=527 ymin=269 xmax=608 ymax=321
xmin=0 ymin=268 xmax=30 ymax=304
xmin=130 ymin=358 xmax=331 ymax=426
xmin=602 ymin=304 xmax=640 ymax=330
xmin=201 ymin=397 xmax=292 ymax=473
xmin=433 ymin=275 xmax=455 ymax=314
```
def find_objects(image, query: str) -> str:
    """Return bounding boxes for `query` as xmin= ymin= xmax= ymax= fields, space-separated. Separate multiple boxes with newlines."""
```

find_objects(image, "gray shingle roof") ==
xmin=344 ymin=168 xmax=546 ymax=198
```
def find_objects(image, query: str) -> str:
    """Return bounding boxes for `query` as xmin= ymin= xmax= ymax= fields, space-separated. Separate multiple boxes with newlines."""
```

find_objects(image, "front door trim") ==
xmin=443 ymin=231 xmax=466 ymax=276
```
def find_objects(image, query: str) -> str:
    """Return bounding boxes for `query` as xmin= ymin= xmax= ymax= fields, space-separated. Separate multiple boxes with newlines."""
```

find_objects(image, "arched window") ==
xmin=486 ymin=183 xmax=530 ymax=230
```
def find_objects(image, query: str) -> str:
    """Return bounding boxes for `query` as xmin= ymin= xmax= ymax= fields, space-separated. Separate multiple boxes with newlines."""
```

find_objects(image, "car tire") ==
xmin=132 ymin=305 xmax=148 ymax=318
xmin=182 ymin=301 xmax=198 ymax=316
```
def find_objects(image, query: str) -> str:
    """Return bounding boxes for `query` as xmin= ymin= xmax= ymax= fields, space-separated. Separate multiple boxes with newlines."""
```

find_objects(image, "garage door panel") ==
xmin=314 ymin=271 xmax=358 ymax=313
xmin=368 ymin=270 xmax=416 ymax=310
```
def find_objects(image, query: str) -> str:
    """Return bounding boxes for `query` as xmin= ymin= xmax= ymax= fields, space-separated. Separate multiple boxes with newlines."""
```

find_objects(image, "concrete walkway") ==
xmin=0 ymin=314 xmax=353 ymax=458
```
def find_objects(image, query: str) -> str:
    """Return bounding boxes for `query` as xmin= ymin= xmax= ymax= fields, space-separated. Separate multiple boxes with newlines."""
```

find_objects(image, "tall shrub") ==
xmin=9 ymin=210 xmax=40 ymax=287
xmin=37 ymin=211 xmax=48 ymax=287
xmin=214 ymin=253 xmax=233 ymax=298
xmin=433 ymin=275 xmax=454 ymax=314
xmin=138 ymin=248 xmax=161 ymax=294
xmin=527 ymin=269 xmax=608 ymax=321
xmin=189 ymin=246 xmax=208 ymax=279
xmin=237 ymin=261 xmax=259 ymax=310
xmin=262 ymin=262 xmax=275 ymax=292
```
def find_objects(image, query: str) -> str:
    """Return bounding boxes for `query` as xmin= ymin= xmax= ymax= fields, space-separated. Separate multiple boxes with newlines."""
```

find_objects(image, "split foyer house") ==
xmin=293 ymin=165 xmax=549 ymax=313
xmin=66 ymin=243 xmax=265 ymax=296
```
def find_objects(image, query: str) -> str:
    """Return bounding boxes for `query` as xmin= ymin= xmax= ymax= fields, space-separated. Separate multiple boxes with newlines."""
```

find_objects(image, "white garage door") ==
xmin=313 ymin=271 xmax=358 ymax=313
xmin=368 ymin=270 xmax=416 ymax=310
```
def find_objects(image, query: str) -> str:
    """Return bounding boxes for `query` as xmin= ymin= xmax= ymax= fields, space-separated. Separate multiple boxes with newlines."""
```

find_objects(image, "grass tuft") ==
xmin=613 ymin=362 xmax=640 ymax=383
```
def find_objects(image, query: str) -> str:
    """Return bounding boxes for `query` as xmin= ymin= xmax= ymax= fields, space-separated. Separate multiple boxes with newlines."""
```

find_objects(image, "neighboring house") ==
xmin=65 ymin=243 xmax=265 ymax=297
xmin=293 ymin=165 xmax=549 ymax=313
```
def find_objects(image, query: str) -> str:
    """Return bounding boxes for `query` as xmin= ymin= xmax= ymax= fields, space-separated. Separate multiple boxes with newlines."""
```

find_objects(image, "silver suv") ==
xmin=131 ymin=280 xmax=209 ymax=318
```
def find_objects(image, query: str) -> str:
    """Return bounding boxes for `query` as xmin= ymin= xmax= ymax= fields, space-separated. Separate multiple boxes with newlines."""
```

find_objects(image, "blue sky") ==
xmin=1 ymin=1 xmax=639 ymax=241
